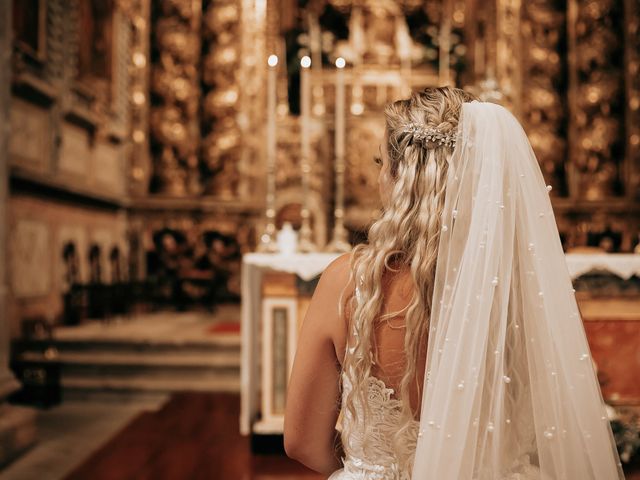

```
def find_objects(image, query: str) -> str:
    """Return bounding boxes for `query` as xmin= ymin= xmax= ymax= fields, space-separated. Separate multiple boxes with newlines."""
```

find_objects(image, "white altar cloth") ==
xmin=565 ymin=253 xmax=640 ymax=280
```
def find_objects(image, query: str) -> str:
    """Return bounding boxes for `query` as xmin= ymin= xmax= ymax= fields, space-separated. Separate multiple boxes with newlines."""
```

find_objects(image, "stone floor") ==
xmin=3 ymin=307 xmax=243 ymax=479
xmin=2 ymin=396 xmax=168 ymax=480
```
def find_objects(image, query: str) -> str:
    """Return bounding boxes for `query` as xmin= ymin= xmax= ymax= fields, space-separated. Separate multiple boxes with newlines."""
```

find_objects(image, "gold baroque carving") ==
xmin=521 ymin=0 xmax=567 ymax=194
xmin=496 ymin=0 xmax=521 ymax=112
xmin=201 ymin=0 xmax=242 ymax=196
xmin=624 ymin=0 xmax=640 ymax=201
xmin=571 ymin=0 xmax=624 ymax=200
xmin=150 ymin=0 xmax=202 ymax=195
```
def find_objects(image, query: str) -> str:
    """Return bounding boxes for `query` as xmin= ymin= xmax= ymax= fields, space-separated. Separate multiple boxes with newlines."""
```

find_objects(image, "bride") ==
xmin=283 ymin=87 xmax=624 ymax=479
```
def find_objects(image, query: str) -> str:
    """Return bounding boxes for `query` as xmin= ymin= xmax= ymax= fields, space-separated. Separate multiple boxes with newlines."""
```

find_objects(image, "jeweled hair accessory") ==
xmin=402 ymin=123 xmax=458 ymax=148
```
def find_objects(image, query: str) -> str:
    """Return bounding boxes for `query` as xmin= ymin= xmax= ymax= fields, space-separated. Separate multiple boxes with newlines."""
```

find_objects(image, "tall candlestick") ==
xmin=258 ymin=54 xmax=279 ymax=252
xmin=327 ymin=57 xmax=350 ymax=252
xmin=439 ymin=0 xmax=453 ymax=85
xmin=298 ymin=55 xmax=317 ymax=252
xmin=335 ymin=58 xmax=345 ymax=160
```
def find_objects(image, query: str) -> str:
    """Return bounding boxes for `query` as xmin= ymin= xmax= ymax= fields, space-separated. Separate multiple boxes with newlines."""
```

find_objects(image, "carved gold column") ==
xmin=521 ymin=1 xmax=567 ymax=194
xmin=624 ymin=0 xmax=640 ymax=201
xmin=150 ymin=0 xmax=202 ymax=196
xmin=202 ymin=0 xmax=243 ymax=197
xmin=568 ymin=0 xmax=624 ymax=200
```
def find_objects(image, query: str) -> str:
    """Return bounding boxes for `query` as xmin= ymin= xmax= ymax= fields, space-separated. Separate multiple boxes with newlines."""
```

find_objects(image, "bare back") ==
xmin=333 ymin=267 xmax=427 ymax=416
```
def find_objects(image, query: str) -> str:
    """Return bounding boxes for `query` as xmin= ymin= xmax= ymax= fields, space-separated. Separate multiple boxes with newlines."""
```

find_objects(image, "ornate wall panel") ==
xmin=112 ymin=2 xmax=133 ymax=135
xmin=94 ymin=140 xmax=126 ymax=194
xmin=10 ymin=220 xmax=52 ymax=298
xmin=45 ymin=0 xmax=70 ymax=84
xmin=9 ymin=99 xmax=51 ymax=172
xmin=59 ymin=123 xmax=91 ymax=177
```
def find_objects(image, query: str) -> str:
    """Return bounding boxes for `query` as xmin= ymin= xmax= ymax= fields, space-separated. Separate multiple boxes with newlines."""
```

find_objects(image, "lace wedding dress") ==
xmin=328 ymin=370 xmax=419 ymax=480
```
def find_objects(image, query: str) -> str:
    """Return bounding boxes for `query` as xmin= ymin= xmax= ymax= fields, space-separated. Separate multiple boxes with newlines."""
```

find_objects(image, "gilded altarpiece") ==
xmin=147 ymin=0 xmax=259 ymax=199
xmin=485 ymin=0 xmax=640 ymax=251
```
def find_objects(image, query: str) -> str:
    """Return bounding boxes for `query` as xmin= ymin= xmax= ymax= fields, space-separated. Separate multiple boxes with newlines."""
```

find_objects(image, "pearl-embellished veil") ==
xmin=411 ymin=101 xmax=624 ymax=479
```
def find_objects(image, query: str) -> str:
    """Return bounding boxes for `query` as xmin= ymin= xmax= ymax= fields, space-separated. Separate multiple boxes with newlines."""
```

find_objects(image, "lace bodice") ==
xmin=329 ymin=370 xmax=420 ymax=480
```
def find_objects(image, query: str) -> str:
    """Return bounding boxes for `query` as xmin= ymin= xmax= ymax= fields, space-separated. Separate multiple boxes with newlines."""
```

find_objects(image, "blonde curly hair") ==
xmin=340 ymin=86 xmax=477 ymax=472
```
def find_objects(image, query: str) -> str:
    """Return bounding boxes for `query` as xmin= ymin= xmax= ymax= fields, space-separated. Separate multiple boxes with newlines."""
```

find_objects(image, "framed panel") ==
xmin=260 ymin=297 xmax=298 ymax=430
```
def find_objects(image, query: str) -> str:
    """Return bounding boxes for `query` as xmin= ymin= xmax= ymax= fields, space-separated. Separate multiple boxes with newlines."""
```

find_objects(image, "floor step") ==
xmin=17 ymin=335 xmax=240 ymax=354
xmin=18 ymin=350 xmax=240 ymax=369
xmin=62 ymin=375 xmax=240 ymax=394
xmin=14 ymin=310 xmax=243 ymax=399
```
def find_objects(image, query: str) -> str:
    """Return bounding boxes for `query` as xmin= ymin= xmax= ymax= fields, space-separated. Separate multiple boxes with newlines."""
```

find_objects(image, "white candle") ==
xmin=300 ymin=55 xmax=311 ymax=163
xmin=335 ymin=57 xmax=345 ymax=159
xmin=267 ymin=55 xmax=278 ymax=180
xmin=298 ymin=55 xmax=316 ymax=251
xmin=257 ymin=54 xmax=279 ymax=252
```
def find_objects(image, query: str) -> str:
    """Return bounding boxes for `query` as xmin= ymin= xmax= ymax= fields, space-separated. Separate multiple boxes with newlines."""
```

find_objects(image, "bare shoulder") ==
xmin=315 ymin=252 xmax=356 ymax=303
xmin=308 ymin=253 xmax=354 ymax=359
xmin=303 ymin=253 xmax=354 ymax=330
xmin=321 ymin=252 xmax=352 ymax=283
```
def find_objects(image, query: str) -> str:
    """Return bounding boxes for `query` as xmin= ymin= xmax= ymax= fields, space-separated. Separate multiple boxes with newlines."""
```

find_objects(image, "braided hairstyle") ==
xmin=340 ymin=86 xmax=477 ymax=474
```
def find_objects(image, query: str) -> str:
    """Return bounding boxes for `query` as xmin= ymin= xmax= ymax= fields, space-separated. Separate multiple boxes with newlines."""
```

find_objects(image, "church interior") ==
xmin=0 ymin=0 xmax=639 ymax=478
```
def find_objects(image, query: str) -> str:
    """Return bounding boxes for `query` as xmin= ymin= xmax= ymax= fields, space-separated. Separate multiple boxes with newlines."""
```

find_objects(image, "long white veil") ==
xmin=411 ymin=101 xmax=624 ymax=479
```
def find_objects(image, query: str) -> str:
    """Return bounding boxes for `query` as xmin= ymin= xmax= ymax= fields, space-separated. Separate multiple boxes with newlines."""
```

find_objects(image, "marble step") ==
xmin=16 ymin=344 xmax=241 ymax=399
xmin=16 ymin=335 xmax=240 ymax=354
xmin=61 ymin=374 xmax=240 ymax=395
xmin=18 ymin=350 xmax=240 ymax=370
xmin=57 ymin=363 xmax=239 ymax=383
xmin=14 ymin=312 xmax=243 ymax=398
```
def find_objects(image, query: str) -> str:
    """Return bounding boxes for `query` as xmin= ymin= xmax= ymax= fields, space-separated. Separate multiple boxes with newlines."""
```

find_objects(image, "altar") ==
xmin=240 ymin=252 xmax=341 ymax=435
xmin=240 ymin=252 xmax=640 ymax=436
